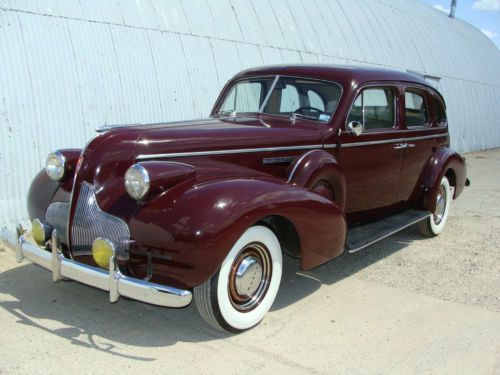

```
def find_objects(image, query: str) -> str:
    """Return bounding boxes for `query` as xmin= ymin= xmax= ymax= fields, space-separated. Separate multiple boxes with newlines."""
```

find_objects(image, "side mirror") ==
xmin=347 ymin=121 xmax=363 ymax=136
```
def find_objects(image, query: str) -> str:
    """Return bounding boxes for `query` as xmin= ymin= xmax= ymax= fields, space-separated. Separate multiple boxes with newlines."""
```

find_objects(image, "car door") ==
xmin=334 ymin=85 xmax=405 ymax=224
xmin=397 ymin=86 xmax=448 ymax=204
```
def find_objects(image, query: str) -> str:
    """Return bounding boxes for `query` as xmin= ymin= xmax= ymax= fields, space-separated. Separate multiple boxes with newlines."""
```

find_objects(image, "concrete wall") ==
xmin=1 ymin=0 xmax=499 ymax=229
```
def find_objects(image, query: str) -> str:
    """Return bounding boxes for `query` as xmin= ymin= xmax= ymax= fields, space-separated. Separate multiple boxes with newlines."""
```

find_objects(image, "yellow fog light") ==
xmin=91 ymin=238 xmax=115 ymax=268
xmin=32 ymin=219 xmax=50 ymax=245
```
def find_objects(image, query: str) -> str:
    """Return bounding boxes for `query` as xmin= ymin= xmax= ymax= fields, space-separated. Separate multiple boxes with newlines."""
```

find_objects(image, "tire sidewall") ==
xmin=216 ymin=225 xmax=282 ymax=331
xmin=429 ymin=176 xmax=451 ymax=234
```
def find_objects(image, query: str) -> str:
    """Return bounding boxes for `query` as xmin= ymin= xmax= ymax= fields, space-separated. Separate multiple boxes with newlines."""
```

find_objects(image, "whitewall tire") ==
xmin=419 ymin=176 xmax=452 ymax=237
xmin=194 ymin=225 xmax=282 ymax=332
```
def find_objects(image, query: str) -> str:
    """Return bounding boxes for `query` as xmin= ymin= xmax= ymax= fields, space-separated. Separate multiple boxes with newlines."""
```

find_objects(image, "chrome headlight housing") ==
xmin=46 ymin=151 xmax=66 ymax=181
xmin=124 ymin=164 xmax=150 ymax=200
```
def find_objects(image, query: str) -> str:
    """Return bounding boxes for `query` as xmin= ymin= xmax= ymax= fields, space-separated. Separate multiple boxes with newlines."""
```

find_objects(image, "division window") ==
xmin=347 ymin=87 xmax=396 ymax=130
xmin=405 ymin=91 xmax=429 ymax=127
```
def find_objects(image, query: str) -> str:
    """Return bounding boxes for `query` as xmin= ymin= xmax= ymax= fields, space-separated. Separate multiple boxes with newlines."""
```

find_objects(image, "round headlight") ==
xmin=124 ymin=164 xmax=150 ymax=200
xmin=46 ymin=151 xmax=66 ymax=181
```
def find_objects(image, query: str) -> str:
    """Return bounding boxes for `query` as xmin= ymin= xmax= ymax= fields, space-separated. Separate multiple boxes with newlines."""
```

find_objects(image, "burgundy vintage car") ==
xmin=1 ymin=65 xmax=469 ymax=332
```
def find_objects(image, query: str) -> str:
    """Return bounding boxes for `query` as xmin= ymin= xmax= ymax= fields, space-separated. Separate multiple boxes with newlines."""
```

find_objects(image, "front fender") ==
xmin=288 ymin=149 xmax=346 ymax=208
xmin=129 ymin=178 xmax=346 ymax=288
xmin=420 ymin=147 xmax=467 ymax=212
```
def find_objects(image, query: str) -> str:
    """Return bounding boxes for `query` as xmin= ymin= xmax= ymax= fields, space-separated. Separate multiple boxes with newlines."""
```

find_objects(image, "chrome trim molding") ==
xmin=0 ymin=227 xmax=192 ymax=308
xmin=339 ymin=133 xmax=446 ymax=148
xmin=136 ymin=134 xmax=445 ymax=160
xmin=287 ymin=149 xmax=318 ymax=183
xmin=137 ymin=144 xmax=323 ymax=160
xmin=404 ymin=134 xmax=446 ymax=142
xmin=348 ymin=213 xmax=431 ymax=254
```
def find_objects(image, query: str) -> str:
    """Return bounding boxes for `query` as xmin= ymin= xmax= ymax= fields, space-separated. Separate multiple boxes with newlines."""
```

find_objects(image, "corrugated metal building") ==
xmin=1 ymin=0 xmax=499 ymax=229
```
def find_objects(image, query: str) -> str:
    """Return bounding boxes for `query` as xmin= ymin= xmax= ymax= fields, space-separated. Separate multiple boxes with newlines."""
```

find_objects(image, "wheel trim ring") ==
xmin=434 ymin=185 xmax=447 ymax=224
xmin=228 ymin=242 xmax=272 ymax=312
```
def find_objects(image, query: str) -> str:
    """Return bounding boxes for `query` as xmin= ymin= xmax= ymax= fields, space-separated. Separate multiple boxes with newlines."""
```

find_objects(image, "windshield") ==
xmin=215 ymin=76 xmax=342 ymax=122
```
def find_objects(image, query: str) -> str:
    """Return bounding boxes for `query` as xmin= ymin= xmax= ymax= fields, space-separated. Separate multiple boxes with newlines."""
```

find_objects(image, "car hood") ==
xmin=132 ymin=116 xmax=323 ymax=158
xmin=75 ymin=116 xmax=323 ymax=211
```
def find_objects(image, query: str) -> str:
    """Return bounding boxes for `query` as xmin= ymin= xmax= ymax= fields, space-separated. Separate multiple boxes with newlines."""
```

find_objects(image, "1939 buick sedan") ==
xmin=0 ymin=65 xmax=469 ymax=332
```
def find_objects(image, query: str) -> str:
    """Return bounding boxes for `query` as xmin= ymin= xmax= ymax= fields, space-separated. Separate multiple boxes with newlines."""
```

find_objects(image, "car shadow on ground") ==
xmin=0 ymin=225 xmax=425 ymax=358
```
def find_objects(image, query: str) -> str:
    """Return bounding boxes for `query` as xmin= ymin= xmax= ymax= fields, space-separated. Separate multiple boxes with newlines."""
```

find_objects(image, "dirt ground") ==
xmin=0 ymin=148 xmax=499 ymax=374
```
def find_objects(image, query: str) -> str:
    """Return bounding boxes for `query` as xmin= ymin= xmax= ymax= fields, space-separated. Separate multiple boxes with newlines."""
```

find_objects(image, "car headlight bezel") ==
xmin=45 ymin=151 xmax=66 ymax=181
xmin=124 ymin=163 xmax=150 ymax=200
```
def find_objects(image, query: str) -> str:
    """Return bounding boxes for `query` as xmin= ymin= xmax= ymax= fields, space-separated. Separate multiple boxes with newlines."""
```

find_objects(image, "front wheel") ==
xmin=419 ymin=176 xmax=452 ymax=237
xmin=194 ymin=225 xmax=282 ymax=332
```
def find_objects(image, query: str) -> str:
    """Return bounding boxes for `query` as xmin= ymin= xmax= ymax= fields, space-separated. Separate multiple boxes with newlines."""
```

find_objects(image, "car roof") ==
xmin=233 ymin=64 xmax=434 ymax=90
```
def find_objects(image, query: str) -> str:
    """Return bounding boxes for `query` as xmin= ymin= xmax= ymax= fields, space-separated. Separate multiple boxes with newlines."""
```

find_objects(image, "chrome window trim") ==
xmin=136 ymin=144 xmax=324 ymax=160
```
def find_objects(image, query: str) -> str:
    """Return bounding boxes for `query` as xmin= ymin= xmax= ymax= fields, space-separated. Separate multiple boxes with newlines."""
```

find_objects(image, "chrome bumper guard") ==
xmin=0 ymin=225 xmax=192 ymax=308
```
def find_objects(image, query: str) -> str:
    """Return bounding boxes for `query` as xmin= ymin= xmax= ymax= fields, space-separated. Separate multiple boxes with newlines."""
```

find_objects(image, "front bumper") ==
xmin=0 ymin=226 xmax=192 ymax=308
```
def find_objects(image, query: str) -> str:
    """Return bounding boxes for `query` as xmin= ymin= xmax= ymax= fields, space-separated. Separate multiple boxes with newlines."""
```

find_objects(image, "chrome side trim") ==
xmin=287 ymin=149 xmax=318 ymax=183
xmin=339 ymin=133 xmax=446 ymax=148
xmin=136 ymin=134 xmax=446 ymax=160
xmin=137 ymin=144 xmax=323 ymax=160
xmin=0 ymin=227 xmax=192 ymax=308
xmin=404 ymin=134 xmax=447 ymax=142
xmin=341 ymin=138 xmax=403 ymax=148
xmin=348 ymin=213 xmax=431 ymax=254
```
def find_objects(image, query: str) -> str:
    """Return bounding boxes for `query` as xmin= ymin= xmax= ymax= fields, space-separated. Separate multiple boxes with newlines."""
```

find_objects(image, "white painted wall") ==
xmin=1 ymin=0 xmax=499 ymax=229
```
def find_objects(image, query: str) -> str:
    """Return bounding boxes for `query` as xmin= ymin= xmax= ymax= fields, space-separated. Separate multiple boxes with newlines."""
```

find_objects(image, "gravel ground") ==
xmin=0 ymin=148 xmax=499 ymax=374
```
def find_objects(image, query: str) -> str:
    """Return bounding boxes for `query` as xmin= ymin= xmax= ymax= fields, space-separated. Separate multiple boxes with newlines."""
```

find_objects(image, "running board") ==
xmin=346 ymin=209 xmax=431 ymax=254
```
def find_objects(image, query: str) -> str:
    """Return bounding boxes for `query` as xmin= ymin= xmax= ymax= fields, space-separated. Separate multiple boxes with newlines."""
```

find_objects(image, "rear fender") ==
xmin=420 ymin=147 xmax=467 ymax=212
xmin=129 ymin=178 xmax=346 ymax=288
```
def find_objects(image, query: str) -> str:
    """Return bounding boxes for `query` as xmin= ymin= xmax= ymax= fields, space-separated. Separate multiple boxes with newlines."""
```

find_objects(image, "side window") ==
xmin=279 ymin=84 xmax=300 ymax=112
xmin=307 ymin=90 xmax=325 ymax=111
xmin=405 ymin=91 xmax=429 ymax=127
xmin=347 ymin=87 xmax=395 ymax=130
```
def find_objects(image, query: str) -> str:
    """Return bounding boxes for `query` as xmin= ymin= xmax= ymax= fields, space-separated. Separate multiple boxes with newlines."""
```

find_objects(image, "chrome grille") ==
xmin=70 ymin=181 xmax=130 ymax=257
xmin=45 ymin=202 xmax=70 ymax=245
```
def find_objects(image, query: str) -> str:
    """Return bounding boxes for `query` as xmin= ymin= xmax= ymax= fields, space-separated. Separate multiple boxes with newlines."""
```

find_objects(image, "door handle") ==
xmin=406 ymin=143 xmax=415 ymax=148
xmin=393 ymin=143 xmax=407 ymax=150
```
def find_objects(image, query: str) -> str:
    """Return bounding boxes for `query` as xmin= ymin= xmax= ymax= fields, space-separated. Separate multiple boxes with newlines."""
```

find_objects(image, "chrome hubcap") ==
xmin=229 ymin=243 xmax=272 ymax=312
xmin=434 ymin=185 xmax=447 ymax=224
xmin=235 ymin=256 xmax=263 ymax=297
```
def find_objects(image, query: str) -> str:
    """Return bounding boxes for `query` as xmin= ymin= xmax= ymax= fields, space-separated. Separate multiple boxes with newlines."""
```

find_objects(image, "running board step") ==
xmin=346 ymin=209 xmax=431 ymax=254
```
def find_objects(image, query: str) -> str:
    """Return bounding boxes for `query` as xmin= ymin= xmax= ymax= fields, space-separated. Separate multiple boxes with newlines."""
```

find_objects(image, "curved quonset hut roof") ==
xmin=0 ymin=0 xmax=499 ymax=228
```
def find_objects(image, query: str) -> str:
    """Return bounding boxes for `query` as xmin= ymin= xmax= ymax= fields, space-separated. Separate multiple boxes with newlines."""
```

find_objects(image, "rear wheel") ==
xmin=194 ymin=225 xmax=282 ymax=332
xmin=419 ymin=176 xmax=451 ymax=237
